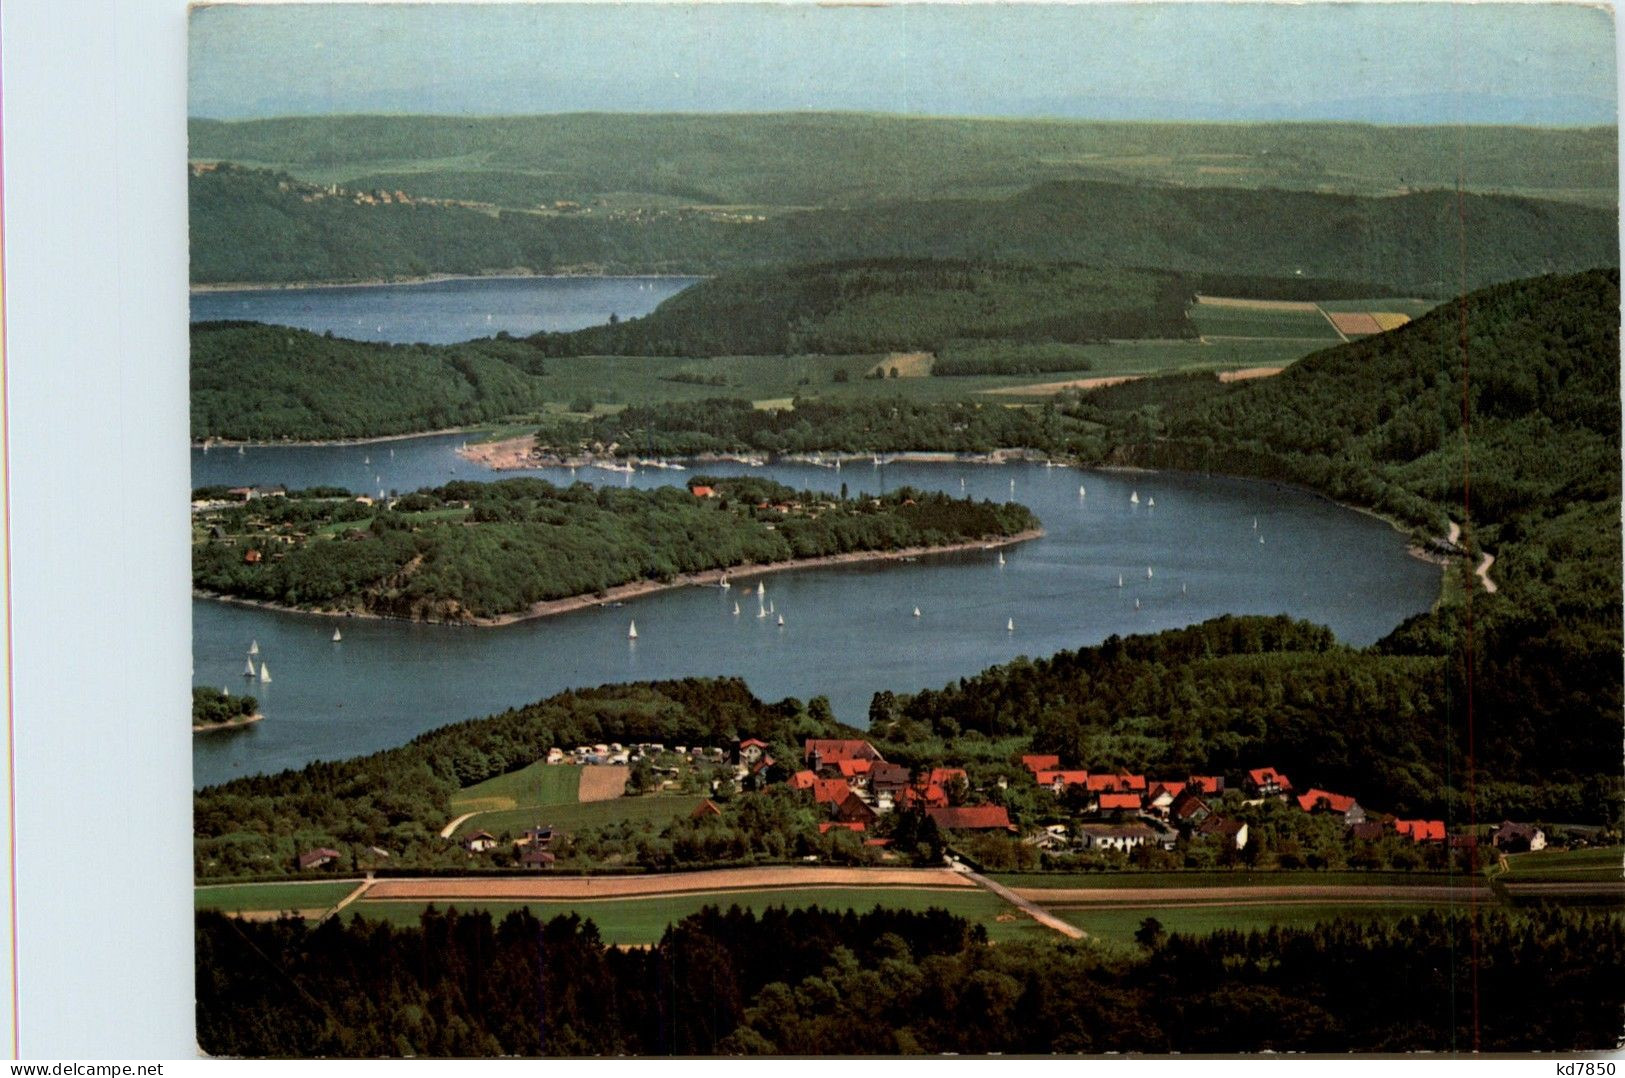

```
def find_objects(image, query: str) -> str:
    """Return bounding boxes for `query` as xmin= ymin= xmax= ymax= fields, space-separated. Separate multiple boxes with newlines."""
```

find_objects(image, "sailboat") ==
xmin=242 ymin=658 xmax=256 ymax=678
xmin=1182 ymin=583 xmax=1187 ymax=595
xmin=332 ymin=628 xmax=342 ymax=643
xmin=733 ymin=603 xmax=741 ymax=616
xmin=1079 ymin=485 xmax=1086 ymax=497
xmin=248 ymin=640 xmax=259 ymax=656
xmin=1118 ymin=575 xmax=1123 ymax=588
xmin=389 ymin=448 xmax=394 ymax=459
xmin=757 ymin=581 xmax=765 ymax=597
xmin=237 ymin=445 xmax=245 ymax=456
xmin=757 ymin=607 xmax=768 ymax=619
xmin=768 ymin=601 xmax=775 ymax=614
xmin=1135 ymin=599 xmax=1141 ymax=610
xmin=1006 ymin=617 xmax=1015 ymax=632
xmin=628 ymin=620 xmax=638 ymax=640
xmin=1147 ymin=567 xmax=1153 ymax=579
xmin=913 ymin=606 xmax=922 ymax=618
xmin=997 ymin=551 xmax=1005 ymax=566
xmin=1148 ymin=497 xmax=1155 ymax=508
xmin=258 ymin=661 xmax=272 ymax=684
xmin=777 ymin=614 xmax=785 ymax=627
xmin=1130 ymin=491 xmax=1140 ymax=504
xmin=720 ymin=577 xmax=731 ymax=590
xmin=364 ymin=455 xmax=370 ymax=465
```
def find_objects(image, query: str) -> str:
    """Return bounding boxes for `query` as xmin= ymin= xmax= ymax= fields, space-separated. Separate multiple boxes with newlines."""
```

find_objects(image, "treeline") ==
xmin=527 ymin=260 xmax=1198 ymax=357
xmin=931 ymin=342 xmax=1097 ymax=377
xmin=191 ymin=321 xmax=549 ymax=440
xmin=192 ymin=687 xmax=257 ymax=727
xmin=536 ymin=397 xmax=1094 ymax=457
xmin=190 ymin=163 xmax=1617 ymax=292
xmin=194 ymin=678 xmax=851 ymax=877
xmin=192 ymin=477 xmax=1038 ymax=620
xmin=196 ymin=903 xmax=1625 ymax=1055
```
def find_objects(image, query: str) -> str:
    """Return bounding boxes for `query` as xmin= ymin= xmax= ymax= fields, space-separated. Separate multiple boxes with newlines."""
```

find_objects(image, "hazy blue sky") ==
xmin=189 ymin=3 xmax=1618 ymax=124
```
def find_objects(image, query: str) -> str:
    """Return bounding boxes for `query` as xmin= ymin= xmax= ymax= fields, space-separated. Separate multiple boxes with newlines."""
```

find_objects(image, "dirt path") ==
xmin=440 ymin=811 xmax=482 ymax=839
xmin=1447 ymin=520 xmax=1461 ymax=546
xmin=320 ymin=879 xmax=375 ymax=922
xmin=960 ymin=868 xmax=1086 ymax=939
xmin=1476 ymin=552 xmax=1498 ymax=594
xmin=364 ymin=866 xmax=974 ymax=903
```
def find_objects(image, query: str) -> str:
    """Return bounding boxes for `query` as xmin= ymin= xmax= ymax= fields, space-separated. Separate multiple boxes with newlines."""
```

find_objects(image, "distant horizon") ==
xmin=190 ymin=3 xmax=1618 ymax=127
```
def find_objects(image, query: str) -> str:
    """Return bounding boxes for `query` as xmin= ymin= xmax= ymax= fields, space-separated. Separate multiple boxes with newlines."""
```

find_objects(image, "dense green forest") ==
xmin=196 ymin=903 xmax=1624 ymax=1055
xmin=191 ymin=477 xmax=1038 ymax=621
xmin=193 ymin=678 xmax=850 ymax=876
xmin=527 ymin=260 xmax=1201 ymax=357
xmin=189 ymin=114 xmax=1619 ymax=208
xmin=191 ymin=321 xmax=549 ymax=440
xmin=535 ymin=397 xmax=1095 ymax=458
xmin=189 ymin=164 xmax=1615 ymax=290
xmin=192 ymin=686 xmax=258 ymax=727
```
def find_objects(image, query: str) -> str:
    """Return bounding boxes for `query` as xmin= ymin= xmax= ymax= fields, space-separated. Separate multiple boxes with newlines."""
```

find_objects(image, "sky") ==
xmin=190 ymin=2 xmax=1619 ymax=125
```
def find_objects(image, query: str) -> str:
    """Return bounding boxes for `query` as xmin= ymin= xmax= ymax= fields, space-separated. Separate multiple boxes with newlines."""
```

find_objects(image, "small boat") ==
xmin=1006 ymin=617 xmax=1014 ymax=632
xmin=628 ymin=620 xmax=638 ymax=640
xmin=913 ymin=606 xmax=922 ymax=618
xmin=1135 ymin=599 xmax=1141 ymax=610
xmin=757 ymin=608 xmax=767 ymax=619
xmin=1148 ymin=497 xmax=1155 ymax=508
xmin=777 ymin=615 xmax=785 ymax=627
xmin=242 ymin=658 xmax=255 ymax=678
xmin=1253 ymin=518 xmax=1258 ymax=530
xmin=757 ymin=582 xmax=765 ymax=597
xmin=1079 ymin=485 xmax=1086 ymax=497
xmin=997 ymin=552 xmax=1005 ymax=566
xmin=720 ymin=578 xmax=731 ymax=590
xmin=237 ymin=445 xmax=245 ymax=456
xmin=389 ymin=449 xmax=394 ymax=459
xmin=364 ymin=455 xmax=370 ymax=465
xmin=768 ymin=601 xmax=775 ymax=614
xmin=1259 ymin=536 xmax=1266 ymax=544
xmin=1130 ymin=491 xmax=1139 ymax=504
xmin=733 ymin=603 xmax=741 ymax=616
xmin=332 ymin=628 xmax=342 ymax=643
xmin=1117 ymin=575 xmax=1123 ymax=588
xmin=248 ymin=640 xmax=259 ymax=656
xmin=1147 ymin=567 xmax=1153 ymax=579
xmin=258 ymin=661 xmax=272 ymax=684
xmin=1182 ymin=583 xmax=1188 ymax=595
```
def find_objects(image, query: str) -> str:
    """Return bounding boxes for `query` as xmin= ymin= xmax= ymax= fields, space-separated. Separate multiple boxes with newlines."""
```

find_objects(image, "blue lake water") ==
xmin=192 ymin=440 xmax=1441 ymax=787
xmin=190 ymin=275 xmax=701 ymax=344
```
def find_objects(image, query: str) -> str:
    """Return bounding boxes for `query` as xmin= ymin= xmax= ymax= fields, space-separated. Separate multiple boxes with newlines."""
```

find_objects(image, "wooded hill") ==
xmin=189 ymin=163 xmax=1616 ymax=290
xmin=189 ymin=114 xmax=1619 ymax=208
xmin=191 ymin=477 xmax=1039 ymax=621
xmin=191 ymin=321 xmax=549 ymax=441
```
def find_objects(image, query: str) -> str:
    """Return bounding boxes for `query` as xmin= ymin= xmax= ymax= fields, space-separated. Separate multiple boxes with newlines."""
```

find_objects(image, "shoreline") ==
xmin=194 ymin=426 xmax=492 ymax=450
xmin=192 ymin=528 xmax=1044 ymax=628
xmin=193 ymin=713 xmax=265 ymax=735
xmin=190 ymin=270 xmax=707 ymax=295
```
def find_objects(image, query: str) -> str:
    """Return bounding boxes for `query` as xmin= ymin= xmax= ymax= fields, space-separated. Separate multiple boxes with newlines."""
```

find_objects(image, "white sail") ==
xmin=242 ymin=658 xmax=255 ymax=677
xmin=1079 ymin=485 xmax=1086 ymax=497
xmin=628 ymin=620 xmax=638 ymax=640
xmin=720 ymin=578 xmax=731 ymax=590
xmin=1006 ymin=617 xmax=1014 ymax=632
xmin=1130 ymin=491 xmax=1139 ymax=504
xmin=1147 ymin=567 xmax=1153 ymax=579
xmin=1182 ymin=583 xmax=1188 ymax=594
xmin=757 ymin=607 xmax=767 ymax=619
xmin=733 ymin=603 xmax=741 ymax=616
xmin=777 ymin=615 xmax=785 ymax=627
xmin=768 ymin=601 xmax=775 ymax=614
xmin=757 ymin=581 xmax=765 ymax=597
xmin=332 ymin=628 xmax=342 ymax=642
xmin=1135 ymin=599 xmax=1141 ymax=610
xmin=913 ymin=606 xmax=922 ymax=618
xmin=997 ymin=552 xmax=1005 ymax=566
xmin=248 ymin=640 xmax=259 ymax=656
xmin=1148 ymin=497 xmax=1155 ymax=507
xmin=364 ymin=456 xmax=370 ymax=465
xmin=1118 ymin=575 xmax=1123 ymax=588
xmin=258 ymin=662 xmax=271 ymax=683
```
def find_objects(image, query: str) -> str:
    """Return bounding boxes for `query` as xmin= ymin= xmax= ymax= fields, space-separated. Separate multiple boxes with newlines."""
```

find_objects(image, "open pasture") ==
xmin=452 ymin=794 xmax=706 ymax=839
xmin=451 ymin=758 xmax=581 ymax=813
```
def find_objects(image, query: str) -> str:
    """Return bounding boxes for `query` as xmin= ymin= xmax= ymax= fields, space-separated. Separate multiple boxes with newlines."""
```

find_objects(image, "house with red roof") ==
xmin=818 ymin=821 xmax=867 ymax=834
xmin=1197 ymin=815 xmax=1249 ymax=850
xmin=737 ymin=738 xmax=770 ymax=766
xmin=897 ymin=782 xmax=949 ymax=811
xmin=788 ymin=770 xmax=819 ymax=792
xmin=1097 ymin=792 xmax=1144 ymax=815
xmin=1146 ymin=781 xmax=1187 ymax=816
xmin=1296 ymin=788 xmax=1366 ymax=826
xmin=1035 ymin=769 xmax=1092 ymax=795
xmin=690 ymin=485 xmax=717 ymax=498
xmin=1020 ymin=754 xmax=1062 ymax=775
xmin=297 ymin=847 xmax=342 ymax=871
xmin=833 ymin=792 xmax=879 ymax=828
xmin=1086 ymin=773 xmax=1147 ymax=794
xmin=926 ymin=805 xmax=1016 ymax=832
xmin=1170 ymin=789 xmax=1213 ymax=827
xmin=834 ymin=758 xmax=874 ymax=790
xmin=1245 ymin=767 xmax=1294 ymax=800
xmin=804 ymin=738 xmax=884 ymax=772
xmin=1186 ymin=775 xmax=1225 ymax=796
xmin=1393 ymin=819 xmax=1446 ymax=843
xmin=810 ymin=777 xmax=853 ymax=807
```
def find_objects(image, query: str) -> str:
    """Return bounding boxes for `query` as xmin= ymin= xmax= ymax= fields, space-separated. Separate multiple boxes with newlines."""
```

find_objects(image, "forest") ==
xmin=189 ymin=162 xmax=1616 ymax=291
xmin=196 ymin=903 xmax=1625 ymax=1055
xmin=191 ymin=477 xmax=1037 ymax=621
xmin=192 ymin=686 xmax=258 ymax=728
xmin=191 ymin=321 xmax=549 ymax=440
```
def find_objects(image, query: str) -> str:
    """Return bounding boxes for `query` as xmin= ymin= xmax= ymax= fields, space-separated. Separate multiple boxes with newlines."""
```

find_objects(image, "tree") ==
xmin=1134 ymin=916 xmax=1166 ymax=950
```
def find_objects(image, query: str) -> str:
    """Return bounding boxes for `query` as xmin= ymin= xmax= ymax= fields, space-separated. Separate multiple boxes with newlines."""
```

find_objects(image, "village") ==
xmin=431 ymin=734 xmax=1555 ymax=876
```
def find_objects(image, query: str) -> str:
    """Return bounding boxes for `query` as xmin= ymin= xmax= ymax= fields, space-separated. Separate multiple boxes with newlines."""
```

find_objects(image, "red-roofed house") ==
xmin=810 ymin=778 xmax=852 ymax=807
xmin=1020 ymin=754 xmax=1062 ymax=775
xmin=1394 ymin=819 xmax=1446 ymax=843
xmin=1147 ymin=781 xmax=1187 ymax=815
xmin=297 ymin=847 xmax=341 ymax=871
xmin=1246 ymin=767 xmax=1294 ymax=799
xmin=691 ymin=485 xmax=717 ymax=498
xmin=897 ymin=783 xmax=949 ymax=810
xmin=868 ymin=761 xmax=912 ymax=796
xmin=805 ymin=739 xmax=884 ymax=772
xmin=738 ymin=738 xmax=770 ymax=766
xmin=1186 ymin=775 xmax=1225 ymax=796
xmin=818 ymin=821 xmax=867 ymax=834
xmin=1086 ymin=773 xmax=1147 ymax=794
xmin=1170 ymin=789 xmax=1212 ymax=827
xmin=690 ymin=800 xmax=723 ymax=820
xmin=1296 ymin=788 xmax=1366 ymax=825
xmin=835 ymin=758 xmax=874 ymax=790
xmin=832 ymin=793 xmax=879 ymax=827
xmin=926 ymin=805 xmax=1016 ymax=832
xmin=926 ymin=767 xmax=968 ymax=789
xmin=788 ymin=770 xmax=819 ymax=792
xmin=1098 ymin=792 xmax=1143 ymax=814
xmin=1035 ymin=769 xmax=1092 ymax=795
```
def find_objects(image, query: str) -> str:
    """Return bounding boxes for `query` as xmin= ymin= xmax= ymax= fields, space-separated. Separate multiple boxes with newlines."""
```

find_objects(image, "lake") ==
xmin=189 ymin=275 xmax=702 ymax=344
xmin=192 ymin=441 xmax=1441 ymax=787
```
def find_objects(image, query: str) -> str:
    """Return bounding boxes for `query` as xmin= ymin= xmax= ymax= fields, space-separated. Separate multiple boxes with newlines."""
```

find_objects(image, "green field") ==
xmin=452 ymin=795 xmax=706 ymax=840
xmin=1502 ymin=845 xmax=1623 ymax=884
xmin=992 ymin=870 xmax=1477 ymax=890
xmin=451 ymin=759 xmax=581 ymax=814
xmin=195 ymin=880 xmax=360 ymax=912
xmin=1315 ymin=297 xmax=1440 ymax=317
xmin=1055 ymin=901 xmax=1448 ymax=950
xmin=1189 ymin=304 xmax=1344 ymax=341
xmin=346 ymin=886 xmax=1040 ymax=943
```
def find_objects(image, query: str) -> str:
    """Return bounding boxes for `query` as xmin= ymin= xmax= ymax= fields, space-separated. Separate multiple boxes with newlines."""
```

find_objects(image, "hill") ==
xmin=189 ymin=164 xmax=1617 ymax=290
xmin=188 ymin=113 xmax=1619 ymax=208
xmin=190 ymin=322 xmax=550 ymax=440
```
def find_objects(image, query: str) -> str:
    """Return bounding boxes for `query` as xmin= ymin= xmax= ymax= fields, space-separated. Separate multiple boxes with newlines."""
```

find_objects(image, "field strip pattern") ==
xmin=1016 ymin=884 xmax=1489 ymax=905
xmin=365 ymin=866 xmax=975 ymax=902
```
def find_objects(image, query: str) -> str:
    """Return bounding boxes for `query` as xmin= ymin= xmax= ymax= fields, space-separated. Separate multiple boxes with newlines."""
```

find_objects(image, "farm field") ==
xmin=1188 ymin=303 xmax=1344 ymax=341
xmin=347 ymin=886 xmax=1039 ymax=943
xmin=195 ymin=880 xmax=360 ymax=912
xmin=452 ymin=794 xmax=707 ymax=839
xmin=450 ymin=759 xmax=582 ymax=814
xmin=1501 ymin=845 xmax=1624 ymax=884
xmin=991 ymin=870 xmax=1477 ymax=891
xmin=1055 ymin=900 xmax=1449 ymax=950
